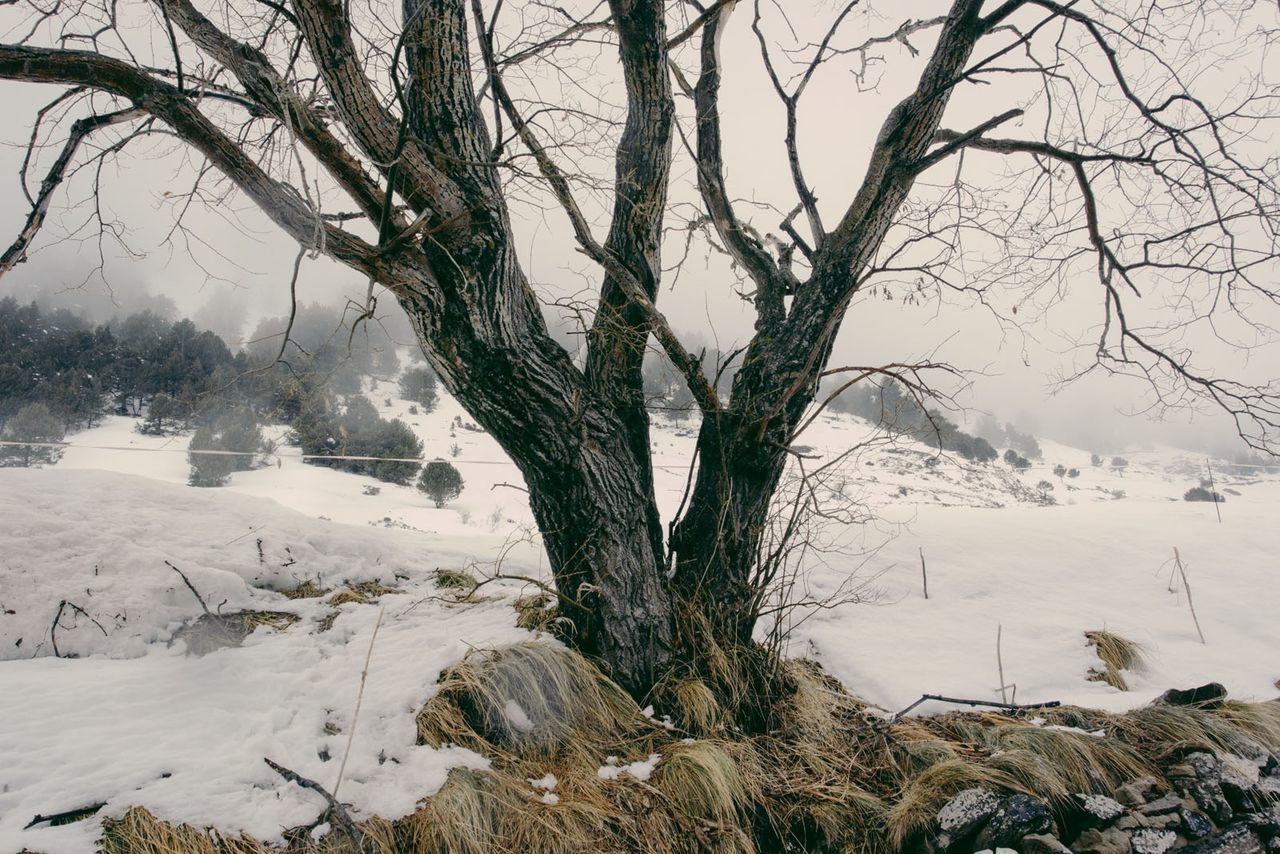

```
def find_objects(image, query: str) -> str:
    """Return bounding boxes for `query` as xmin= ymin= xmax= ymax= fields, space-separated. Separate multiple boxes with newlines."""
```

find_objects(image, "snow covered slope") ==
xmin=2 ymin=378 xmax=1278 ymax=852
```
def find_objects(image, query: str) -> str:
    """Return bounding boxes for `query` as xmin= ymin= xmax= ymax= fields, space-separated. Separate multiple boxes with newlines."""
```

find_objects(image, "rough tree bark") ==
xmin=2 ymin=0 xmax=1278 ymax=701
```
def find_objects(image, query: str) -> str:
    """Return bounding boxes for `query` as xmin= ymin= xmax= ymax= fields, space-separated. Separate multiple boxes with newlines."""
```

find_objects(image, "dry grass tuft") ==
xmin=655 ymin=740 xmax=757 ymax=829
xmin=672 ymin=677 xmax=722 ymax=735
xmin=1085 ymin=629 xmax=1146 ymax=691
xmin=327 ymin=588 xmax=369 ymax=606
xmin=280 ymin=579 xmax=327 ymax=600
xmin=1111 ymin=702 xmax=1278 ymax=757
xmin=885 ymin=757 xmax=1005 ymax=849
xmin=416 ymin=641 xmax=651 ymax=761
xmin=100 ymin=807 xmax=269 ymax=854
xmin=433 ymin=567 xmax=478 ymax=593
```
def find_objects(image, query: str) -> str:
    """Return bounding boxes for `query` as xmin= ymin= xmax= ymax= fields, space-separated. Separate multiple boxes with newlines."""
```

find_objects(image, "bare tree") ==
xmin=2 ymin=0 xmax=1278 ymax=705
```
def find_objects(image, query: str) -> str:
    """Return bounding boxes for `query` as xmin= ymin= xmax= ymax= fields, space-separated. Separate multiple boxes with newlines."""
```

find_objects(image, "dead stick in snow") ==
xmin=49 ymin=599 xmax=108 ymax=657
xmin=264 ymin=758 xmax=362 ymax=837
xmin=890 ymin=694 xmax=1060 ymax=722
xmin=1205 ymin=458 xmax=1223 ymax=523
xmin=1173 ymin=547 xmax=1206 ymax=644
xmin=996 ymin=624 xmax=1009 ymax=704
xmin=919 ymin=547 xmax=929 ymax=599
xmin=165 ymin=560 xmax=211 ymax=615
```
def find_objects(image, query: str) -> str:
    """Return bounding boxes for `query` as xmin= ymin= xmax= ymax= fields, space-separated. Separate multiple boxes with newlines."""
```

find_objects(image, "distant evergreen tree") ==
xmin=1003 ymin=449 xmax=1031 ymax=471
xmin=1 ymin=402 xmax=65 ymax=467
xmin=418 ymin=460 xmax=464 ymax=507
xmin=188 ymin=408 xmax=264 ymax=487
xmin=138 ymin=393 xmax=182 ymax=435
xmin=398 ymin=366 xmax=439 ymax=411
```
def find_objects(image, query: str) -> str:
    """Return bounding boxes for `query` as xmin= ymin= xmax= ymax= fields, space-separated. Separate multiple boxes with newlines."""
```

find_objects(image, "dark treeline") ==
xmin=0 ymin=297 xmax=431 ymax=485
xmin=824 ymin=379 xmax=1001 ymax=463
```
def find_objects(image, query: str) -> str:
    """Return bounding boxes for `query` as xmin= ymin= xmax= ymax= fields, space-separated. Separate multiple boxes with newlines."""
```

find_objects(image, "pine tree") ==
xmin=418 ymin=460 xmax=464 ymax=508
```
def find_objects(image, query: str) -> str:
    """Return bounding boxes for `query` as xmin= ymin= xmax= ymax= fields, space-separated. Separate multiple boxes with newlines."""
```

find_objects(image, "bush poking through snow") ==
xmin=1184 ymin=486 xmax=1226 ymax=503
xmin=1085 ymin=630 xmax=1147 ymax=691
xmin=418 ymin=459 xmax=464 ymax=507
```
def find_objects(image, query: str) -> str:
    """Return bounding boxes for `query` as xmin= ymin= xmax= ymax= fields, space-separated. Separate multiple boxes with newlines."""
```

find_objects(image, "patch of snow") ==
xmin=597 ymin=753 xmax=661 ymax=782
xmin=527 ymin=773 xmax=557 ymax=791
xmin=503 ymin=700 xmax=535 ymax=734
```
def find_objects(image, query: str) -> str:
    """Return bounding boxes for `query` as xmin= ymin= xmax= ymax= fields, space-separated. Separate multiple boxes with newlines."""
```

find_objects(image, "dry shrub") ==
xmin=1085 ymin=630 xmax=1146 ymax=691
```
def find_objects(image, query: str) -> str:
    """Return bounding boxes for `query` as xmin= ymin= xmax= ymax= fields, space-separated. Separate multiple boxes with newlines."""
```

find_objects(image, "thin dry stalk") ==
xmin=333 ymin=603 xmax=385 ymax=798
xmin=1173 ymin=547 xmax=1206 ymax=645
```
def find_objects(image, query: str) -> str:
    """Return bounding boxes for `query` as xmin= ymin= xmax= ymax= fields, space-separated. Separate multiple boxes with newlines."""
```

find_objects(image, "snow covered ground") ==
xmin=2 ymin=378 xmax=1278 ymax=852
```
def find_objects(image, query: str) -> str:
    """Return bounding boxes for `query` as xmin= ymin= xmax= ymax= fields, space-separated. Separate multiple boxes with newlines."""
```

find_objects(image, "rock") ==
xmin=1117 ymin=778 xmax=1162 ymax=807
xmin=972 ymin=795 xmax=1054 ymax=849
xmin=1182 ymin=809 xmax=1216 ymax=839
xmin=1178 ymin=753 xmax=1235 ymax=825
xmin=1075 ymin=826 xmax=1134 ymax=854
xmin=1021 ymin=833 xmax=1072 ymax=854
xmin=1182 ymin=825 xmax=1264 ymax=854
xmin=1134 ymin=812 xmax=1180 ymax=831
xmin=936 ymin=786 xmax=999 ymax=843
xmin=1156 ymin=683 xmax=1227 ymax=707
xmin=1140 ymin=794 xmax=1184 ymax=816
xmin=1073 ymin=794 xmax=1129 ymax=827
xmin=1131 ymin=828 xmax=1179 ymax=854
xmin=1246 ymin=802 xmax=1280 ymax=836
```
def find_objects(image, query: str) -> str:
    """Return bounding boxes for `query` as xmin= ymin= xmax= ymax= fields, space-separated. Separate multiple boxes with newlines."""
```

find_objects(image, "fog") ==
xmin=0 ymin=2 xmax=1274 ymax=460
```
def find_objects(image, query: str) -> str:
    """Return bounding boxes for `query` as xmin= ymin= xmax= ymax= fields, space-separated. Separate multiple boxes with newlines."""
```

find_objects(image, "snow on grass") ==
xmin=0 ymin=469 xmax=530 ymax=854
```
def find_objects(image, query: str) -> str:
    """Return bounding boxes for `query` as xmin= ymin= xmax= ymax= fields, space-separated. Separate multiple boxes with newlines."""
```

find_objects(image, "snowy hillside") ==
xmin=2 ymin=377 xmax=1278 ymax=852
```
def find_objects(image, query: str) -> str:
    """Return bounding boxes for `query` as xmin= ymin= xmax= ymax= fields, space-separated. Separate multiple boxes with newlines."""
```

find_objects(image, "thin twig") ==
xmin=333 ymin=603 xmax=384 ymax=799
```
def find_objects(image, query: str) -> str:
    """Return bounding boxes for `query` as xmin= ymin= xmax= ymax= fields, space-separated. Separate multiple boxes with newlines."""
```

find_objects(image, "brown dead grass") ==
xmin=1085 ymin=629 xmax=1146 ymax=691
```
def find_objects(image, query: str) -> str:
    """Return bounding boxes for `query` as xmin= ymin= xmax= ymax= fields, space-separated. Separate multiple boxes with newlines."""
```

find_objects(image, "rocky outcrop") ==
xmin=925 ymin=737 xmax=1280 ymax=853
